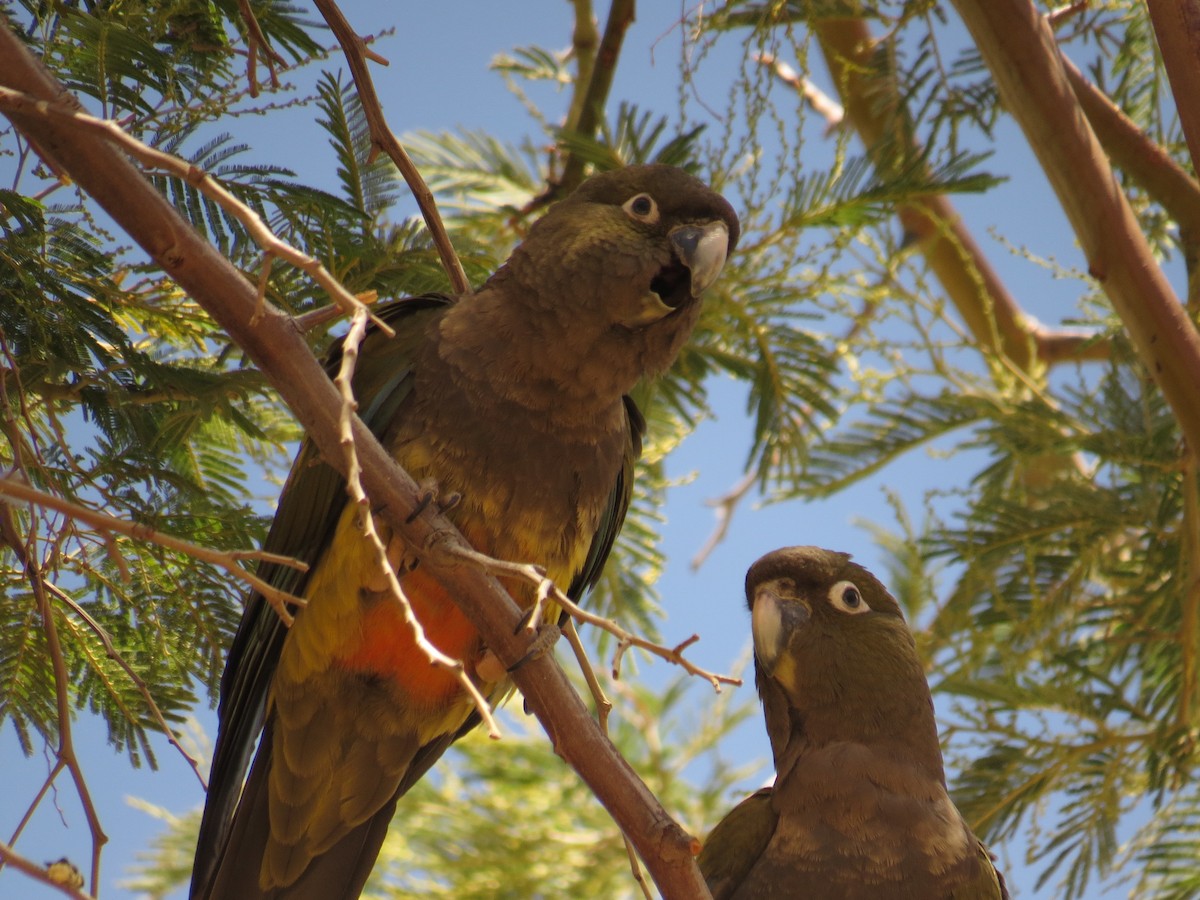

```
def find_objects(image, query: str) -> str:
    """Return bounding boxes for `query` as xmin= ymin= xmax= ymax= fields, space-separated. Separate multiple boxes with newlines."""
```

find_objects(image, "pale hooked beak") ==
xmin=669 ymin=220 xmax=730 ymax=298
xmin=751 ymin=581 xmax=808 ymax=675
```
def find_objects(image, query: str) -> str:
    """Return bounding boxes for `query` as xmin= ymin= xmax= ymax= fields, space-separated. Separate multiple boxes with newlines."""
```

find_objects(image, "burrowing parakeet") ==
xmin=698 ymin=546 xmax=1009 ymax=900
xmin=189 ymin=164 xmax=739 ymax=900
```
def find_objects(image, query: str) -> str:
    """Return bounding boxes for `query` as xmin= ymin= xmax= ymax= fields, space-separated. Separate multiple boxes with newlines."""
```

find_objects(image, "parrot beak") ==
xmin=669 ymin=220 xmax=730 ymax=298
xmin=751 ymin=581 xmax=809 ymax=676
xmin=629 ymin=220 xmax=731 ymax=327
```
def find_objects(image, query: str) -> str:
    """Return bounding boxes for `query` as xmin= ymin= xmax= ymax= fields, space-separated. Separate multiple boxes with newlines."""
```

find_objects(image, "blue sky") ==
xmin=1 ymin=3 xmax=1176 ymax=897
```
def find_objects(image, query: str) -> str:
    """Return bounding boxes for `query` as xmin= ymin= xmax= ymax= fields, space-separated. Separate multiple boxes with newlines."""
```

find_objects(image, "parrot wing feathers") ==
xmin=191 ymin=294 xmax=453 ymax=900
xmin=697 ymin=787 xmax=778 ymax=900
xmin=566 ymin=394 xmax=644 ymax=602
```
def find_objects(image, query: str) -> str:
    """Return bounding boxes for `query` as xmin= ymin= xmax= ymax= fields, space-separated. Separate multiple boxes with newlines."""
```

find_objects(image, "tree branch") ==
xmin=0 ymin=28 xmax=711 ymax=899
xmin=1145 ymin=0 xmax=1200 ymax=175
xmin=950 ymin=0 xmax=1200 ymax=456
xmin=557 ymin=0 xmax=637 ymax=197
xmin=0 ymin=477 xmax=308 ymax=627
xmin=1058 ymin=50 xmax=1200 ymax=238
xmin=312 ymin=0 xmax=471 ymax=296
xmin=813 ymin=18 xmax=1093 ymax=375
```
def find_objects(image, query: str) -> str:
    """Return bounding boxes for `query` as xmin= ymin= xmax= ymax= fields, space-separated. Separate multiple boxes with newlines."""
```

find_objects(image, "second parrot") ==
xmin=699 ymin=546 xmax=1009 ymax=899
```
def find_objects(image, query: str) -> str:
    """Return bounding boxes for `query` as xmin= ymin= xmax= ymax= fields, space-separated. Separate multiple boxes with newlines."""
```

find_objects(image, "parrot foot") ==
xmin=507 ymin=621 xmax=562 ymax=673
xmin=474 ymin=621 xmax=562 ymax=683
xmin=405 ymin=479 xmax=462 ymax=524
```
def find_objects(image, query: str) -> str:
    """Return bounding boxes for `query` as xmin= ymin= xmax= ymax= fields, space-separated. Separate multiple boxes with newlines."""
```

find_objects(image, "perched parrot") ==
xmin=698 ymin=546 xmax=1009 ymax=900
xmin=189 ymin=164 xmax=739 ymax=900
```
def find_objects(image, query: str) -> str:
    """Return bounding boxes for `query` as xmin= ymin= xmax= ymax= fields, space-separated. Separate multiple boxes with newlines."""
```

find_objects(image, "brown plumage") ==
xmin=190 ymin=164 xmax=739 ymax=899
xmin=699 ymin=546 xmax=1008 ymax=900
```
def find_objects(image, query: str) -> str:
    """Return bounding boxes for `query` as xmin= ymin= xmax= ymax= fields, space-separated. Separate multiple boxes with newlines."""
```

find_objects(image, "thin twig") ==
xmin=332 ymin=309 xmax=501 ymax=739
xmin=24 ymin=525 xmax=107 ymax=892
xmin=0 ymin=86 xmax=391 ymax=338
xmin=565 ymin=0 xmax=600 ymax=134
xmin=291 ymin=290 xmax=379 ymax=334
xmin=0 ymin=477 xmax=308 ymax=626
xmin=690 ymin=470 xmax=756 ymax=571
xmin=556 ymin=0 xmax=637 ymax=196
xmin=430 ymin=540 xmax=741 ymax=691
xmin=235 ymin=0 xmax=287 ymax=96
xmin=312 ymin=0 xmax=471 ymax=295
xmin=563 ymin=612 xmax=648 ymax=898
xmin=46 ymin=580 xmax=208 ymax=789
xmin=562 ymin=619 xmax=613 ymax=731
xmin=0 ymin=843 xmax=93 ymax=900
xmin=755 ymin=52 xmax=844 ymax=131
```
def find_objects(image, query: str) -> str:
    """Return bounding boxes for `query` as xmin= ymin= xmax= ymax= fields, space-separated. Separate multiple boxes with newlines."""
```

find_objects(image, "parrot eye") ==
xmin=828 ymin=580 xmax=870 ymax=615
xmin=623 ymin=193 xmax=660 ymax=223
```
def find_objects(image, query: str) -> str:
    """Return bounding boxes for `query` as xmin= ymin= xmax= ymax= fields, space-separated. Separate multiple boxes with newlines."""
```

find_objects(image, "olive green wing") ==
xmin=565 ymin=394 xmax=645 ymax=602
xmin=697 ymin=788 xmax=778 ymax=900
xmin=190 ymin=294 xmax=452 ymax=900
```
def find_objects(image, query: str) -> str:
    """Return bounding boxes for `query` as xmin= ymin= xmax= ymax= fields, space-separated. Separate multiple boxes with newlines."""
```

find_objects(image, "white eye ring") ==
xmin=828 ymin=580 xmax=870 ymax=615
xmin=622 ymin=192 xmax=659 ymax=223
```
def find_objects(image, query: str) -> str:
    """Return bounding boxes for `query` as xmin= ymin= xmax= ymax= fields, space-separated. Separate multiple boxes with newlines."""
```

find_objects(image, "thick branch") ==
xmin=950 ymin=0 xmax=1200 ymax=455
xmin=0 ymin=28 xmax=710 ymax=899
xmin=1145 ymin=0 xmax=1200 ymax=175
xmin=814 ymin=19 xmax=1039 ymax=374
xmin=1059 ymin=51 xmax=1200 ymax=238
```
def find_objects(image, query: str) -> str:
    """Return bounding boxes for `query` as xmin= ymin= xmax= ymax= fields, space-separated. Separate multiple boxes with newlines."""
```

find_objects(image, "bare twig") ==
xmin=332 ymin=309 xmax=501 ymax=738
xmin=292 ymin=291 xmax=378 ymax=333
xmin=0 ymin=86 xmax=392 ymax=339
xmin=566 ymin=0 xmax=601 ymax=134
xmin=562 ymin=619 xmax=613 ymax=731
xmin=25 ymin=529 xmax=107 ymax=892
xmin=312 ymin=0 xmax=471 ymax=296
xmin=0 ymin=477 xmax=308 ymax=627
xmin=0 ymin=32 xmax=714 ymax=895
xmin=46 ymin=581 xmax=209 ymax=788
xmin=0 ymin=843 xmax=93 ymax=900
xmin=561 ymin=619 xmax=650 ymax=896
xmin=755 ymin=52 xmax=844 ymax=130
xmin=690 ymin=470 xmax=756 ymax=571
xmin=429 ymin=540 xmax=742 ymax=692
xmin=235 ymin=0 xmax=287 ymax=96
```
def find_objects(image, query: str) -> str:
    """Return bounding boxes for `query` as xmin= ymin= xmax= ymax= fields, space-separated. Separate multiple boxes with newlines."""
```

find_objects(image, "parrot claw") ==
xmin=507 ymin=621 xmax=562 ymax=673
xmin=405 ymin=481 xmax=462 ymax=523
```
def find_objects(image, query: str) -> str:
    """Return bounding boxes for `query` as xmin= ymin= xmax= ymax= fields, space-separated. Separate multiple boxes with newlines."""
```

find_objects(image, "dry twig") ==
xmin=234 ymin=0 xmax=287 ymax=96
xmin=46 ymin=581 xmax=209 ymax=788
xmin=312 ymin=0 xmax=471 ymax=296
xmin=428 ymin=540 xmax=742 ymax=692
xmin=0 ymin=477 xmax=308 ymax=627
xmin=331 ymin=309 xmax=501 ymax=738
xmin=0 ymin=843 xmax=93 ymax=900
xmin=0 ymin=86 xmax=391 ymax=338
xmin=691 ymin=470 xmax=756 ymax=571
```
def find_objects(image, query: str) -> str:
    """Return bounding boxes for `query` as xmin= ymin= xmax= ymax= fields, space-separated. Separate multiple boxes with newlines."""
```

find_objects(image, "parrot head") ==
xmin=744 ymin=546 xmax=944 ymax=778
xmin=493 ymin=163 xmax=740 ymax=391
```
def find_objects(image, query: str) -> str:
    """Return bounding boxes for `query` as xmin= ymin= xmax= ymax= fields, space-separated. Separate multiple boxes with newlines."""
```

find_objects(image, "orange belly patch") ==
xmin=335 ymin=565 xmax=480 ymax=706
